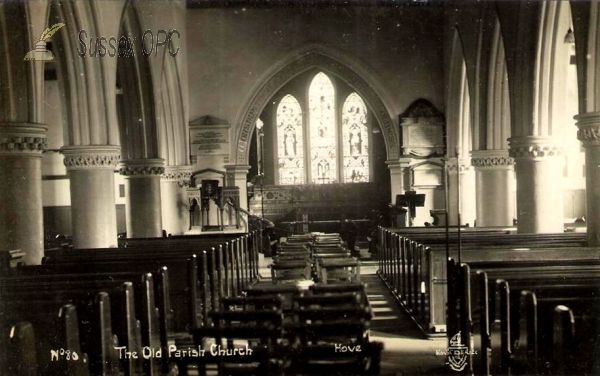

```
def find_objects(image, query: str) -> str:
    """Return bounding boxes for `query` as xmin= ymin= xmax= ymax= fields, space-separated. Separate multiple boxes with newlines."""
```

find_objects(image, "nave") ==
xmin=0 ymin=230 xmax=443 ymax=376
xmin=2 ymin=223 xmax=600 ymax=376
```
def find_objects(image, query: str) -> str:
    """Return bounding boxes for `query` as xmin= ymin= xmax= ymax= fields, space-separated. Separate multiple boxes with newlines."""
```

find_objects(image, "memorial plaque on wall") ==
xmin=399 ymin=99 xmax=445 ymax=158
xmin=190 ymin=124 xmax=230 ymax=164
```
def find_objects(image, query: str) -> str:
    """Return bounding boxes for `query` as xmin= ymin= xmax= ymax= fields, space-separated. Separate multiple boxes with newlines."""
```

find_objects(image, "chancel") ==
xmin=1 ymin=0 xmax=600 ymax=375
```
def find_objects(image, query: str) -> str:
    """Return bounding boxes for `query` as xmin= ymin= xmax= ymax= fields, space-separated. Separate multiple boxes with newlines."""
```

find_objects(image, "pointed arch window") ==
xmin=275 ymin=72 xmax=371 ymax=185
xmin=276 ymin=95 xmax=305 ymax=185
xmin=309 ymin=72 xmax=337 ymax=184
xmin=342 ymin=93 xmax=369 ymax=182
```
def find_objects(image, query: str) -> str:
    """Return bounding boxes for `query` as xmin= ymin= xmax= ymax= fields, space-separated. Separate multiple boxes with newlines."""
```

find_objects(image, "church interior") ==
xmin=1 ymin=0 xmax=600 ymax=375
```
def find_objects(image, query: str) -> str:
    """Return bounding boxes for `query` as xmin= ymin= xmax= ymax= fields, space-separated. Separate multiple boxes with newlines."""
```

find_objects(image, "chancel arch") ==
xmin=234 ymin=48 xmax=399 ymax=167
xmin=247 ymin=67 xmax=389 ymax=222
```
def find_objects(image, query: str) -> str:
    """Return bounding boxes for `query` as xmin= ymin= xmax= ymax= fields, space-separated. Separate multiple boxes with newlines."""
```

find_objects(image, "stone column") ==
xmin=447 ymin=157 xmax=476 ymax=226
xmin=161 ymin=165 xmax=192 ymax=236
xmin=119 ymin=159 xmax=165 ymax=238
xmin=62 ymin=146 xmax=121 ymax=249
xmin=575 ymin=113 xmax=600 ymax=245
xmin=0 ymin=123 xmax=47 ymax=264
xmin=471 ymin=150 xmax=515 ymax=227
xmin=225 ymin=165 xmax=251 ymax=211
xmin=386 ymin=158 xmax=412 ymax=203
xmin=508 ymin=136 xmax=564 ymax=233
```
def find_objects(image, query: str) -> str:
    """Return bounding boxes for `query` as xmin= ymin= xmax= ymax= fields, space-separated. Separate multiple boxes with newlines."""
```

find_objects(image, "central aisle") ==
xmin=258 ymin=252 xmax=450 ymax=376
xmin=361 ymin=269 xmax=448 ymax=376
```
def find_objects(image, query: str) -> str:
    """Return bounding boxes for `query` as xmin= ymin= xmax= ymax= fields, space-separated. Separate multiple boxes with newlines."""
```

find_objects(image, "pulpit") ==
xmin=200 ymin=180 xmax=242 ymax=231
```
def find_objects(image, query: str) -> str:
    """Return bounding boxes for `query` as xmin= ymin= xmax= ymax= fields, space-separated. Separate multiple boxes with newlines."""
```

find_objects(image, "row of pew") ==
xmin=270 ymin=233 xmax=361 ymax=285
xmin=190 ymin=283 xmax=382 ymax=375
xmin=212 ymin=233 xmax=381 ymax=375
xmin=2 ymin=230 xmax=383 ymax=375
xmin=376 ymin=226 xmax=594 ymax=335
xmin=448 ymin=257 xmax=600 ymax=375
xmin=0 ymin=231 xmax=261 ymax=375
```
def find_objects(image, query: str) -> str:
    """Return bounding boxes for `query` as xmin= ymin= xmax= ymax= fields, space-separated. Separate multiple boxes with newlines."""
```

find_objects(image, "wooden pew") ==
xmin=448 ymin=259 xmax=600 ymax=376
xmin=289 ymin=290 xmax=380 ymax=376
xmin=8 ymin=267 xmax=168 ymax=374
xmin=0 ymin=249 xmax=26 ymax=276
xmin=48 ymin=231 xmax=260 ymax=289
xmin=0 ymin=285 xmax=123 ymax=375
xmin=189 ymin=309 xmax=287 ymax=376
xmin=0 ymin=272 xmax=166 ymax=374
xmin=270 ymin=260 xmax=312 ymax=284
xmin=39 ymin=255 xmax=196 ymax=333
xmin=39 ymin=233 xmax=262 ymax=375
xmin=43 ymin=233 xmax=260 ymax=331
xmin=316 ymin=257 xmax=361 ymax=284
xmin=4 ymin=304 xmax=89 ymax=376
xmin=190 ymin=282 xmax=383 ymax=376
xmin=377 ymin=226 xmax=599 ymax=335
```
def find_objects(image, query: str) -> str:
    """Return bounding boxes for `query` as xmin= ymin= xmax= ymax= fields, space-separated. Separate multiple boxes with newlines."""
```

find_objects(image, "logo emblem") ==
xmin=24 ymin=23 xmax=65 ymax=61
xmin=447 ymin=331 xmax=468 ymax=372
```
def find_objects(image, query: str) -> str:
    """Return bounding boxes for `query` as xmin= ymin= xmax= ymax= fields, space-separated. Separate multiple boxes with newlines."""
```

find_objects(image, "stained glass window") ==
xmin=309 ymin=72 xmax=337 ymax=184
xmin=342 ymin=93 xmax=369 ymax=182
xmin=276 ymin=95 xmax=305 ymax=185
xmin=275 ymin=73 xmax=371 ymax=185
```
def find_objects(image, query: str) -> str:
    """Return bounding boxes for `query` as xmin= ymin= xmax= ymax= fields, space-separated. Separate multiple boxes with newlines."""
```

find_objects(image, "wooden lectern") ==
xmin=396 ymin=190 xmax=426 ymax=227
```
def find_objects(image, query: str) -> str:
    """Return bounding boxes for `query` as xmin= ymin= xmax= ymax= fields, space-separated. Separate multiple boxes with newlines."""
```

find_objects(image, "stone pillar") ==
xmin=0 ymin=124 xmax=47 ymax=264
xmin=161 ymin=165 xmax=192 ymax=236
xmin=119 ymin=159 xmax=165 ymax=238
xmin=62 ymin=146 xmax=121 ymax=249
xmin=447 ymin=157 xmax=476 ymax=226
xmin=508 ymin=136 xmax=564 ymax=233
xmin=471 ymin=150 xmax=515 ymax=227
xmin=225 ymin=165 xmax=251 ymax=210
xmin=386 ymin=158 xmax=412 ymax=203
xmin=575 ymin=113 xmax=600 ymax=245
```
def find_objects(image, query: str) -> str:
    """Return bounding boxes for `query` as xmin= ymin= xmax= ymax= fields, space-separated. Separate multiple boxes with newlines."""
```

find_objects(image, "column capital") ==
xmin=0 ymin=123 xmax=47 ymax=156
xmin=225 ymin=164 xmax=251 ymax=181
xmin=508 ymin=136 xmax=564 ymax=160
xmin=575 ymin=112 xmax=600 ymax=147
xmin=224 ymin=164 xmax=252 ymax=173
xmin=162 ymin=164 xmax=193 ymax=182
xmin=119 ymin=158 xmax=165 ymax=177
xmin=385 ymin=158 xmax=412 ymax=170
xmin=470 ymin=149 xmax=514 ymax=170
xmin=62 ymin=145 xmax=121 ymax=171
xmin=446 ymin=157 xmax=473 ymax=174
